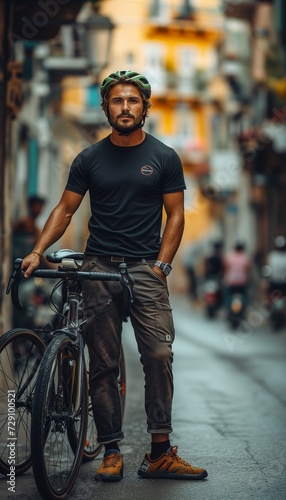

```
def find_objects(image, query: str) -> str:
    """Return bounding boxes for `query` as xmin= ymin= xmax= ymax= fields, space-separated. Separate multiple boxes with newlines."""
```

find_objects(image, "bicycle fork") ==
xmin=70 ymin=335 xmax=85 ymax=417
xmin=51 ymin=336 xmax=85 ymax=427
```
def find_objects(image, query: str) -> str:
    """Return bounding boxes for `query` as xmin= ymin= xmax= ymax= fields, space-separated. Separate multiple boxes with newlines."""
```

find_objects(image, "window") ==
xmin=143 ymin=42 xmax=166 ymax=93
xmin=176 ymin=45 xmax=198 ymax=94
xmin=149 ymin=0 xmax=171 ymax=21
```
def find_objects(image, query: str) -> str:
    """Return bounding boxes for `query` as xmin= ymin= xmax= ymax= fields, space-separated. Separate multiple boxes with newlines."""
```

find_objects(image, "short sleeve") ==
xmin=162 ymin=149 xmax=186 ymax=194
xmin=65 ymin=152 xmax=89 ymax=195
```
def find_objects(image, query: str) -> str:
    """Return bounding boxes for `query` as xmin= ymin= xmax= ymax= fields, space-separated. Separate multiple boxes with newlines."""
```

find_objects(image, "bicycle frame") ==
xmin=5 ymin=249 xmax=133 ymax=498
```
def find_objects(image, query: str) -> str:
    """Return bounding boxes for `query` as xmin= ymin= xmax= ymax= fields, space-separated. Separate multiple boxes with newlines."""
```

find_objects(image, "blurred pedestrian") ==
xmin=12 ymin=195 xmax=52 ymax=330
xmin=204 ymin=240 xmax=224 ymax=281
xmin=202 ymin=240 xmax=224 ymax=314
xmin=266 ymin=235 xmax=286 ymax=296
xmin=223 ymin=240 xmax=252 ymax=307
xmin=13 ymin=195 xmax=46 ymax=261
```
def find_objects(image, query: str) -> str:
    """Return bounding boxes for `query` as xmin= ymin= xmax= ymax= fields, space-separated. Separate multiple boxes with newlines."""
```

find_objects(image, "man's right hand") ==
xmin=21 ymin=252 xmax=41 ymax=278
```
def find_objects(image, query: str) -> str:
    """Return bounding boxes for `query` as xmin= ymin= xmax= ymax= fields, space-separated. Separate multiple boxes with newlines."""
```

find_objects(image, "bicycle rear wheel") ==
xmin=0 ymin=328 xmax=45 ymax=475
xmin=31 ymin=334 xmax=88 ymax=500
xmin=82 ymin=344 xmax=126 ymax=462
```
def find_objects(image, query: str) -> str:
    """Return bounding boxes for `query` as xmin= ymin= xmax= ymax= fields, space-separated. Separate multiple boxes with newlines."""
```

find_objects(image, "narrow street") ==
xmin=1 ymin=293 xmax=286 ymax=499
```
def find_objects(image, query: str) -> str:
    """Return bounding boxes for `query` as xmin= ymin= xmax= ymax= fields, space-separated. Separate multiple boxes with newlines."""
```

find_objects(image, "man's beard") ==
xmin=108 ymin=114 xmax=143 ymax=135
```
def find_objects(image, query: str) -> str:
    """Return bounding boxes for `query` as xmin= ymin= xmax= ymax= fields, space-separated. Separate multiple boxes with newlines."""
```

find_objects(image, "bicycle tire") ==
xmin=31 ymin=334 xmax=88 ymax=500
xmin=81 ymin=344 xmax=126 ymax=462
xmin=0 ymin=328 xmax=45 ymax=475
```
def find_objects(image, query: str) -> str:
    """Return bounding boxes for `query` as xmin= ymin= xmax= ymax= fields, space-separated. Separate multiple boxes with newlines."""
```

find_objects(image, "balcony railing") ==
xmin=148 ymin=0 xmax=223 ymax=29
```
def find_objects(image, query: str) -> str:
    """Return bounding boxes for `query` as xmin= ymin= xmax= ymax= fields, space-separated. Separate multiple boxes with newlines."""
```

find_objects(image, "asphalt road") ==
xmin=1 ymin=293 xmax=286 ymax=499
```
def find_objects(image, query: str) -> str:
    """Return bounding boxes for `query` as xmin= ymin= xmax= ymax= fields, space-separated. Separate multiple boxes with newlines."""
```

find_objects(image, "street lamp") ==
xmin=43 ymin=8 xmax=115 ymax=81
xmin=84 ymin=12 xmax=115 ymax=78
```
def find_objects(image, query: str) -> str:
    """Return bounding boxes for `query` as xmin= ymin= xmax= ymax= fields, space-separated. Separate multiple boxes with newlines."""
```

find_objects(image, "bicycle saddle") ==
xmin=46 ymin=249 xmax=85 ymax=263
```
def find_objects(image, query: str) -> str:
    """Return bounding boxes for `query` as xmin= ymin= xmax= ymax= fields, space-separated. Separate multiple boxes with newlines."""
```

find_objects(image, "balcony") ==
xmin=150 ymin=68 xmax=211 ymax=103
xmin=147 ymin=0 xmax=223 ymax=36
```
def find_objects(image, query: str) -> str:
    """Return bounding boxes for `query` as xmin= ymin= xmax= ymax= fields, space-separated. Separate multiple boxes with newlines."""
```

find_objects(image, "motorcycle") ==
xmin=203 ymin=277 xmax=221 ymax=318
xmin=270 ymin=292 xmax=285 ymax=330
xmin=227 ymin=289 xmax=246 ymax=329
xmin=261 ymin=265 xmax=285 ymax=331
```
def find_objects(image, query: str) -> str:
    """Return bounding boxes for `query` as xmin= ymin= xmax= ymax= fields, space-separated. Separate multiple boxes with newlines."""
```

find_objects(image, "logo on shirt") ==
xmin=141 ymin=165 xmax=153 ymax=176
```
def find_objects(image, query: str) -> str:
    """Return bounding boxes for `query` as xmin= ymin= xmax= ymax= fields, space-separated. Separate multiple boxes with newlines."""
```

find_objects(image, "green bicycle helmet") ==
xmin=100 ymin=70 xmax=151 ymax=99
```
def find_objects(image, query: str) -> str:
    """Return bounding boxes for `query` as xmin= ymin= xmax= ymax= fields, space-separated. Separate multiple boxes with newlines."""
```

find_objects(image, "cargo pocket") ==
xmin=154 ymin=301 xmax=175 ymax=343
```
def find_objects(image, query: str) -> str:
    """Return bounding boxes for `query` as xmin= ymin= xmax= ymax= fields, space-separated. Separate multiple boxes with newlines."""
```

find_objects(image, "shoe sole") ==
xmin=138 ymin=469 xmax=208 ymax=480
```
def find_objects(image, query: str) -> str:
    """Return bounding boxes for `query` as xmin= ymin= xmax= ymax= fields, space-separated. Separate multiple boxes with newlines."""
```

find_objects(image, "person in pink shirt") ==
xmin=223 ymin=240 xmax=252 ymax=307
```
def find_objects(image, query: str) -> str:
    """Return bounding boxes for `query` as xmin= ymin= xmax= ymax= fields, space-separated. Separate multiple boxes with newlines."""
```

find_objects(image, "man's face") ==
xmin=107 ymin=84 xmax=145 ymax=135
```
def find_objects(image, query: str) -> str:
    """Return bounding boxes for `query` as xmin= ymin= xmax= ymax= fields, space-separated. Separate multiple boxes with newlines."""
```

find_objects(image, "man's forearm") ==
xmin=157 ymin=213 xmax=184 ymax=264
xmin=32 ymin=206 xmax=72 ymax=255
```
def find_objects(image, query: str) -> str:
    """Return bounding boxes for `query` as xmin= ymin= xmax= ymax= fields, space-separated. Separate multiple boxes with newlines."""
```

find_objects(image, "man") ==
xmin=21 ymin=70 xmax=208 ymax=482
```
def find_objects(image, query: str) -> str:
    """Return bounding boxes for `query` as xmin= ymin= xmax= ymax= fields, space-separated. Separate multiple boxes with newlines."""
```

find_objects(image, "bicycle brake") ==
xmin=6 ymin=258 xmax=22 ymax=294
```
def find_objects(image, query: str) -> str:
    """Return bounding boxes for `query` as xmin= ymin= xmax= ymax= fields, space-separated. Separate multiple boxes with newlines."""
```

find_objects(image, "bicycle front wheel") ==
xmin=31 ymin=334 xmax=88 ymax=500
xmin=0 ymin=328 xmax=45 ymax=475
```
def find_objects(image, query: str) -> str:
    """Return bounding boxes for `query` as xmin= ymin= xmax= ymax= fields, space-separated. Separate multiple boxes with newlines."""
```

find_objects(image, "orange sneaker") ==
xmin=94 ymin=450 xmax=123 ymax=482
xmin=138 ymin=445 xmax=208 ymax=480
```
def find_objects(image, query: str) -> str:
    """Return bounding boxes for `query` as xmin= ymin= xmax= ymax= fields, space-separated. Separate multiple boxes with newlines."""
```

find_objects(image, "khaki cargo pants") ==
xmin=81 ymin=256 xmax=175 ymax=444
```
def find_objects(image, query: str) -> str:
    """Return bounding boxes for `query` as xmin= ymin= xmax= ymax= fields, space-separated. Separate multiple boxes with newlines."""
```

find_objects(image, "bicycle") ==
xmin=1 ymin=249 xmax=133 ymax=499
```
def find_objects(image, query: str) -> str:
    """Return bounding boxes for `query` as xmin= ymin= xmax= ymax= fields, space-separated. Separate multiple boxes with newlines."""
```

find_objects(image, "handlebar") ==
xmin=6 ymin=258 xmax=135 ymax=310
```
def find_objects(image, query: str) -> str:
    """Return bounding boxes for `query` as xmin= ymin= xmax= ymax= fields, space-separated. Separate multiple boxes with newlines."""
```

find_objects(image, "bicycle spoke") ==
xmin=0 ymin=330 xmax=45 ymax=475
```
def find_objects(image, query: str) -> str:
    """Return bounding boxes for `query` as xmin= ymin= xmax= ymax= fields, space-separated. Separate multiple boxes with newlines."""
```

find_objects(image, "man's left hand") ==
xmin=152 ymin=265 xmax=167 ymax=282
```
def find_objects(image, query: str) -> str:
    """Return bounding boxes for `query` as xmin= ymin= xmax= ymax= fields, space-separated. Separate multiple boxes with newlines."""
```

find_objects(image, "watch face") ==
xmin=162 ymin=263 xmax=172 ymax=276
xmin=165 ymin=264 xmax=172 ymax=276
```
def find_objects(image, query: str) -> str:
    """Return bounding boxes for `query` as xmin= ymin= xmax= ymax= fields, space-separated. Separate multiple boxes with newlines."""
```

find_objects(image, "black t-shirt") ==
xmin=65 ymin=133 xmax=186 ymax=257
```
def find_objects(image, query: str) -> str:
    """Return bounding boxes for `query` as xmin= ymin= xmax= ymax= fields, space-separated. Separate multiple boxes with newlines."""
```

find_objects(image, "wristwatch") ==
xmin=154 ymin=260 xmax=172 ymax=276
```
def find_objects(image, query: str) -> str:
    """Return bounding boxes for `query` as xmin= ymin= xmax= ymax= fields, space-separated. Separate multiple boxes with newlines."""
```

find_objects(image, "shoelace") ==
xmin=167 ymin=446 xmax=192 ymax=467
xmin=103 ymin=454 xmax=121 ymax=468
